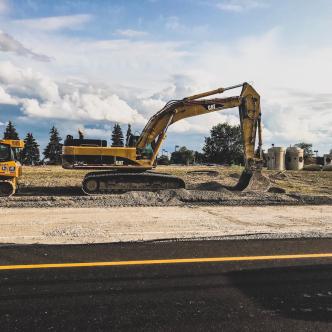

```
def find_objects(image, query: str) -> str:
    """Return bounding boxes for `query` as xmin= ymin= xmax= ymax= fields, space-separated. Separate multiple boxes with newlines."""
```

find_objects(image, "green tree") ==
xmin=170 ymin=146 xmax=194 ymax=165
xmin=44 ymin=126 xmax=63 ymax=164
xmin=194 ymin=151 xmax=205 ymax=164
xmin=294 ymin=142 xmax=313 ymax=160
xmin=21 ymin=133 xmax=40 ymax=165
xmin=157 ymin=154 xmax=170 ymax=165
xmin=125 ymin=124 xmax=132 ymax=146
xmin=111 ymin=123 xmax=124 ymax=147
xmin=203 ymin=123 xmax=243 ymax=164
xmin=3 ymin=121 xmax=19 ymax=140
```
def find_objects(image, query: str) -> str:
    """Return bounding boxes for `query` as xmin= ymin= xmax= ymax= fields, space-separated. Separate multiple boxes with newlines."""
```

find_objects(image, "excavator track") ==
xmin=82 ymin=171 xmax=186 ymax=195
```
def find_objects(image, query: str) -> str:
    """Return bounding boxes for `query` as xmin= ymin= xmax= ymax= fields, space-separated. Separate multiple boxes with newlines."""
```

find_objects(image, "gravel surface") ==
xmin=0 ymin=205 xmax=331 ymax=244
xmin=1 ymin=166 xmax=330 ymax=245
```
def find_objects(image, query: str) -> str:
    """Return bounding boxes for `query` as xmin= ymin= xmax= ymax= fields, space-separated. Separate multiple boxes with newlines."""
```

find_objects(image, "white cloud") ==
xmin=20 ymin=92 xmax=146 ymax=124
xmin=15 ymin=14 xmax=92 ymax=31
xmin=0 ymin=86 xmax=17 ymax=104
xmin=0 ymin=61 xmax=59 ymax=100
xmin=0 ymin=30 xmax=51 ymax=61
xmin=0 ymin=25 xmax=331 ymax=153
xmin=0 ymin=0 xmax=9 ymax=15
xmin=164 ymin=16 xmax=208 ymax=34
xmin=114 ymin=29 xmax=148 ymax=38
xmin=186 ymin=30 xmax=332 ymax=151
xmin=216 ymin=0 xmax=268 ymax=12
xmin=0 ymin=61 xmax=146 ymax=125
xmin=165 ymin=16 xmax=184 ymax=31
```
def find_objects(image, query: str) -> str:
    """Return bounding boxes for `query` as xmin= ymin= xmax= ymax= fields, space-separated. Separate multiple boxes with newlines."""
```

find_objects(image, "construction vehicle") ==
xmin=0 ymin=139 xmax=24 ymax=196
xmin=62 ymin=82 xmax=270 ymax=194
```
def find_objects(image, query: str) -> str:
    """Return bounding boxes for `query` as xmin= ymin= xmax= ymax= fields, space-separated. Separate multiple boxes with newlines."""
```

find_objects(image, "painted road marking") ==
xmin=1 ymin=253 xmax=332 ymax=270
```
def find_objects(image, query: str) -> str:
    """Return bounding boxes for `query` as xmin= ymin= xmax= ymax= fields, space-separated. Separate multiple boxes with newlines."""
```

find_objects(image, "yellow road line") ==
xmin=1 ymin=253 xmax=332 ymax=271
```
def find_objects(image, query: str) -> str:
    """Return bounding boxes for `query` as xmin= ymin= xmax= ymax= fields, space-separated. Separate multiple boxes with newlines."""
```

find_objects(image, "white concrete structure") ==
xmin=267 ymin=147 xmax=286 ymax=170
xmin=286 ymin=147 xmax=304 ymax=170
xmin=324 ymin=153 xmax=332 ymax=166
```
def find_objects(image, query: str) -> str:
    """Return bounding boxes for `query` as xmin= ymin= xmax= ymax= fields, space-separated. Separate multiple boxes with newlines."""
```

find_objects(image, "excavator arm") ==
xmin=137 ymin=82 xmax=263 ymax=172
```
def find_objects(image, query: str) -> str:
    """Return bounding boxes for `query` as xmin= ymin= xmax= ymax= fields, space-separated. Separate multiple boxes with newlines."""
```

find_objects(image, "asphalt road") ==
xmin=1 ymin=238 xmax=332 ymax=331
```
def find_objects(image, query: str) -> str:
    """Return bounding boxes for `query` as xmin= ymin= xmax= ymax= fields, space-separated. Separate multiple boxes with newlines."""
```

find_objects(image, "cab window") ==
xmin=0 ymin=144 xmax=11 ymax=162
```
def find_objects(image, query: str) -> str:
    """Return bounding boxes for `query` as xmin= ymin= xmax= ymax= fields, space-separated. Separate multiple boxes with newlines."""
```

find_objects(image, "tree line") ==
xmin=158 ymin=124 xmax=315 ymax=166
xmin=2 ymin=120 xmax=315 ymax=166
xmin=2 ymin=121 xmax=133 ymax=165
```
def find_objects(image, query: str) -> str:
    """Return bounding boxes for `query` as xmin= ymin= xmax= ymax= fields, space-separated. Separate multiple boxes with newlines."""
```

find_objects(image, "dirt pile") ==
xmin=1 ymin=187 xmax=331 ymax=208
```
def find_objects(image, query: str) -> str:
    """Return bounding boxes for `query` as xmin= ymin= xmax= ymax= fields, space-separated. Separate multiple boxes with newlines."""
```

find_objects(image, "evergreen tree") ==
xmin=3 ymin=121 xmax=19 ymax=139
xmin=126 ymin=124 xmax=132 ymax=146
xmin=21 ymin=133 xmax=40 ymax=165
xmin=44 ymin=126 xmax=63 ymax=164
xmin=111 ymin=124 xmax=124 ymax=147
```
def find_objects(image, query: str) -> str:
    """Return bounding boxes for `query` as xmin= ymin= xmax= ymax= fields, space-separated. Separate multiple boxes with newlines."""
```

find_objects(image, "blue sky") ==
xmin=0 ymin=0 xmax=331 ymax=155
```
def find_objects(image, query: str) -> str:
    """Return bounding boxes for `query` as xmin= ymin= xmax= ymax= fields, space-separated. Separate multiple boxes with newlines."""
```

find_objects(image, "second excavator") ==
xmin=62 ymin=82 xmax=270 ymax=194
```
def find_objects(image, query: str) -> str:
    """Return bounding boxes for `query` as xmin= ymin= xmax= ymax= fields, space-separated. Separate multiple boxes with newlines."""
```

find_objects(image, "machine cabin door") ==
xmin=0 ymin=143 xmax=13 ymax=162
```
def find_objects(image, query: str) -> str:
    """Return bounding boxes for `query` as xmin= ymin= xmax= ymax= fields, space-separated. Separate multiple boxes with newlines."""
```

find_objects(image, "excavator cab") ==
xmin=0 ymin=139 xmax=24 ymax=197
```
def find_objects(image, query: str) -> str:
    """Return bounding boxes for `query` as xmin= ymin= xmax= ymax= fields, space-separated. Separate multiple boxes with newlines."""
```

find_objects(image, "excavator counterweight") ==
xmin=62 ymin=82 xmax=270 ymax=194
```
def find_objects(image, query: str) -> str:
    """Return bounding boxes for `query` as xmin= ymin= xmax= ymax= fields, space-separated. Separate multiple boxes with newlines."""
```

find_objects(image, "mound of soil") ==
xmin=187 ymin=170 xmax=219 ymax=176
xmin=193 ymin=181 xmax=232 ymax=192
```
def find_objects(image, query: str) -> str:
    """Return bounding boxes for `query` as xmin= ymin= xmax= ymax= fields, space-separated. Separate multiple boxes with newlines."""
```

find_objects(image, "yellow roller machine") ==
xmin=0 ymin=139 xmax=24 ymax=196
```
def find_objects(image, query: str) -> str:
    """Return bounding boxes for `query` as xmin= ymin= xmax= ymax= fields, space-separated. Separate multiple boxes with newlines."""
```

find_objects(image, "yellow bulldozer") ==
xmin=0 ymin=139 xmax=24 ymax=196
xmin=62 ymin=82 xmax=270 ymax=194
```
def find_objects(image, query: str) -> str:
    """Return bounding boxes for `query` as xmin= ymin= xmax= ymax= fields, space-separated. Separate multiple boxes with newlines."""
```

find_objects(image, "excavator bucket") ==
xmin=233 ymin=170 xmax=270 ymax=192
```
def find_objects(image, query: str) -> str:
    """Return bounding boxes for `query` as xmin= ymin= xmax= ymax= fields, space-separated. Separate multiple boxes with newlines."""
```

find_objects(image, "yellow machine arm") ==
xmin=137 ymin=82 xmax=263 ymax=171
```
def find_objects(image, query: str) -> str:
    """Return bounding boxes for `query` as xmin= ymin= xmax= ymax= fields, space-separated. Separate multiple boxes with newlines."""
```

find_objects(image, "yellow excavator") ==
xmin=0 ymin=139 xmax=24 ymax=196
xmin=62 ymin=82 xmax=270 ymax=194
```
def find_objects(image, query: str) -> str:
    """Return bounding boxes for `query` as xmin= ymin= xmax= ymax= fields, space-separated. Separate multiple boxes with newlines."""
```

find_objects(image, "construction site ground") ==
xmin=1 ymin=165 xmax=332 ymax=208
xmin=1 ymin=166 xmax=331 ymax=245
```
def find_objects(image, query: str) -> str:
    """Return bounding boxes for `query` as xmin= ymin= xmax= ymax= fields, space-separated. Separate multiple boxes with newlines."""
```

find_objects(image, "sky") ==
xmin=0 ymin=0 xmax=331 ymax=155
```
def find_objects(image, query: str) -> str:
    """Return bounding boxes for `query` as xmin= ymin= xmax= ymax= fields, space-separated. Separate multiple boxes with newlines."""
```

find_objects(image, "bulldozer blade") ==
xmin=233 ymin=170 xmax=270 ymax=192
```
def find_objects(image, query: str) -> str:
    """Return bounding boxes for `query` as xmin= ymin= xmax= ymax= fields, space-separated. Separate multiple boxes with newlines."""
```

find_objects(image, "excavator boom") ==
xmin=136 ymin=82 xmax=263 ymax=170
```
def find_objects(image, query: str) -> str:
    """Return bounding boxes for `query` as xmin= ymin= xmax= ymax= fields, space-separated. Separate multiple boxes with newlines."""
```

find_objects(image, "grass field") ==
xmin=19 ymin=165 xmax=332 ymax=195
